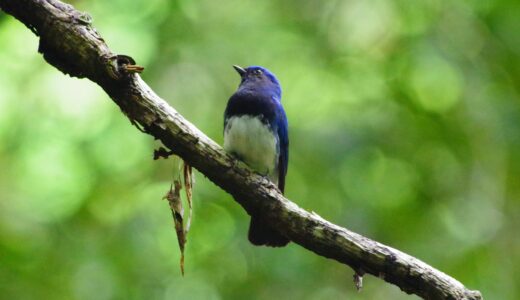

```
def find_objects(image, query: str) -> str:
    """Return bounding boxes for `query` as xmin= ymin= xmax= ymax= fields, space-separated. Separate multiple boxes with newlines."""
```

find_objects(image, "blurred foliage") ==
xmin=1 ymin=0 xmax=519 ymax=299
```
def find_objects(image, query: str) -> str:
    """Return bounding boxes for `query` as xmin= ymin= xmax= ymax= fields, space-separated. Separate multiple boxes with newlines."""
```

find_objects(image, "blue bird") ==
xmin=224 ymin=65 xmax=290 ymax=247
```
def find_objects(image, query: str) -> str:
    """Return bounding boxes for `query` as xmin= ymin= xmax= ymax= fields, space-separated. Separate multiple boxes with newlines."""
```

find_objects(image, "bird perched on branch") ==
xmin=224 ymin=65 xmax=290 ymax=247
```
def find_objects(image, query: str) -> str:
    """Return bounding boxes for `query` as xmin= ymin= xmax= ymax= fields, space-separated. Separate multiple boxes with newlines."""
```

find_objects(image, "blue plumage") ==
xmin=224 ymin=65 xmax=290 ymax=247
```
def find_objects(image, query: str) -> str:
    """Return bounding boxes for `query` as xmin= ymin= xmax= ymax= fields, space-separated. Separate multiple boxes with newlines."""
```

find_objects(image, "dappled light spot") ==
xmin=340 ymin=149 xmax=419 ymax=208
xmin=0 ymin=73 xmax=15 ymax=140
xmin=414 ymin=143 xmax=464 ymax=195
xmin=408 ymin=53 xmax=462 ymax=113
xmin=184 ymin=202 xmax=236 ymax=255
xmin=0 ymin=19 xmax=39 ymax=74
xmin=85 ymin=0 xmax=169 ymax=26
xmin=393 ymin=0 xmax=441 ymax=36
xmin=37 ymin=71 xmax=112 ymax=139
xmin=73 ymin=260 xmax=118 ymax=300
xmin=11 ymin=140 xmax=93 ymax=223
xmin=438 ymin=196 xmax=503 ymax=248
xmin=88 ymin=120 xmax=151 ymax=176
xmin=327 ymin=0 xmax=398 ymax=54
xmin=87 ymin=182 xmax=153 ymax=225
xmin=164 ymin=276 xmax=220 ymax=300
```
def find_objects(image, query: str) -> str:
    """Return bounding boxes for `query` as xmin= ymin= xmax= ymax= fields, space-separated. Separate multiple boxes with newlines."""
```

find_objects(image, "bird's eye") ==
xmin=254 ymin=69 xmax=263 ymax=75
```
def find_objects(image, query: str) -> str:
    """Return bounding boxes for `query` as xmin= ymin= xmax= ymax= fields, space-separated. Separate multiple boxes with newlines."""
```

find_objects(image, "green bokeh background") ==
xmin=1 ymin=0 xmax=519 ymax=299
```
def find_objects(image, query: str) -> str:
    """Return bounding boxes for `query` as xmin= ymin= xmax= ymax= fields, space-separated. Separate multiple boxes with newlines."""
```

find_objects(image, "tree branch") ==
xmin=0 ymin=1 xmax=483 ymax=299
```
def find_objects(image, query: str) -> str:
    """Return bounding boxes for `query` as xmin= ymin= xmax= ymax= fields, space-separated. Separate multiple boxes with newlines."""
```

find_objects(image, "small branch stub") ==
xmin=354 ymin=270 xmax=364 ymax=292
xmin=154 ymin=147 xmax=175 ymax=160
xmin=116 ymin=54 xmax=144 ymax=74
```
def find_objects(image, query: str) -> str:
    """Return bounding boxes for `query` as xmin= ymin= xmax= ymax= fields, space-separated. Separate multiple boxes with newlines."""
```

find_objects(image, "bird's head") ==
xmin=233 ymin=65 xmax=282 ymax=99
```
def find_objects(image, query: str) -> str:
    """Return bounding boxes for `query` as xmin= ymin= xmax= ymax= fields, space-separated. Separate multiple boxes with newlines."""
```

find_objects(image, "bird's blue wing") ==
xmin=276 ymin=104 xmax=289 ymax=193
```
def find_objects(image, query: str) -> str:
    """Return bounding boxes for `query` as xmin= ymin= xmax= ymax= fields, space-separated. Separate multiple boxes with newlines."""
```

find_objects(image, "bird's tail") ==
xmin=248 ymin=217 xmax=290 ymax=247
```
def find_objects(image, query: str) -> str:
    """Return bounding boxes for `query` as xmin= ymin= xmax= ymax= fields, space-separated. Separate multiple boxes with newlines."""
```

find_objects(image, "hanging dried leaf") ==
xmin=183 ymin=162 xmax=193 ymax=232
xmin=163 ymin=180 xmax=186 ymax=275
xmin=159 ymin=155 xmax=195 ymax=276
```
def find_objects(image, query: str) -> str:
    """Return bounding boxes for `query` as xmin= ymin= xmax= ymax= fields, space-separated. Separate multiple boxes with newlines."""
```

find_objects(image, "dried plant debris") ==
xmin=162 ymin=160 xmax=195 ymax=276
xmin=183 ymin=162 xmax=193 ymax=232
xmin=163 ymin=180 xmax=185 ymax=275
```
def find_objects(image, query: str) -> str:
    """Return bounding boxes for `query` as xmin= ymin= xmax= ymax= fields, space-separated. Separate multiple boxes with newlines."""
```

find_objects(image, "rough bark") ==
xmin=0 ymin=1 xmax=483 ymax=299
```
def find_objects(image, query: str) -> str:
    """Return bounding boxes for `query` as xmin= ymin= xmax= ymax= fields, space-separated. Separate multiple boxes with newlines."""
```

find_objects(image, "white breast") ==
xmin=224 ymin=115 xmax=278 ymax=183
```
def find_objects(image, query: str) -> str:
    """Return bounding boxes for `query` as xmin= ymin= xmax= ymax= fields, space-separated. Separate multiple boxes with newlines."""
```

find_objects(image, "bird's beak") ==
xmin=233 ymin=65 xmax=246 ymax=77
